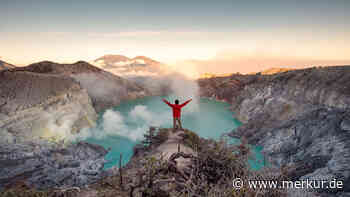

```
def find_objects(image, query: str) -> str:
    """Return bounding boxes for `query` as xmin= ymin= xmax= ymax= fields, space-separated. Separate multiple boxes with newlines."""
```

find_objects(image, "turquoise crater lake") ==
xmin=84 ymin=96 xmax=265 ymax=170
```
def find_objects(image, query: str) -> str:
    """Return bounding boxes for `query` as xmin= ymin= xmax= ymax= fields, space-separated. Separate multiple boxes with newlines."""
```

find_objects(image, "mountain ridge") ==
xmin=0 ymin=59 xmax=16 ymax=71
xmin=91 ymin=54 xmax=163 ymax=76
xmin=11 ymin=60 xmax=148 ymax=112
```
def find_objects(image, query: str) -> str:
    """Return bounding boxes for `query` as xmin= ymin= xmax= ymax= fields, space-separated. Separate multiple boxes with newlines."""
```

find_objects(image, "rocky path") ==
xmin=154 ymin=130 xmax=196 ymax=169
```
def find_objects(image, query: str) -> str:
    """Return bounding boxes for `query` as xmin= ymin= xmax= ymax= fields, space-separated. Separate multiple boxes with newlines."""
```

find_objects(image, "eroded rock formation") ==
xmin=0 ymin=61 xmax=149 ymax=190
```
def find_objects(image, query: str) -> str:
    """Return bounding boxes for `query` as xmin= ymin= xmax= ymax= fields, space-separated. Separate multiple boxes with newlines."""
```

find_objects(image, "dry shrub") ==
xmin=181 ymin=129 xmax=202 ymax=150
xmin=0 ymin=181 xmax=80 ymax=197
xmin=131 ymin=131 xmax=289 ymax=197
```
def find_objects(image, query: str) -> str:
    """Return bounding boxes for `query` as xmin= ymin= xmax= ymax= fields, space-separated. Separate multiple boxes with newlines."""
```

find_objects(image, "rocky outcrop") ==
xmin=0 ymin=141 xmax=108 ymax=189
xmin=260 ymin=108 xmax=350 ymax=191
xmin=198 ymin=74 xmax=260 ymax=104
xmin=231 ymin=66 xmax=350 ymax=123
xmin=199 ymin=66 xmax=350 ymax=196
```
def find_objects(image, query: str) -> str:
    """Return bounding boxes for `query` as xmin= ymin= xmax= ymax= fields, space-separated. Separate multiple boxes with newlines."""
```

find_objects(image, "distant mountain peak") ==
xmin=13 ymin=60 xmax=107 ymax=75
xmin=91 ymin=54 xmax=163 ymax=76
xmin=94 ymin=55 xmax=130 ymax=63
xmin=93 ymin=54 xmax=159 ymax=64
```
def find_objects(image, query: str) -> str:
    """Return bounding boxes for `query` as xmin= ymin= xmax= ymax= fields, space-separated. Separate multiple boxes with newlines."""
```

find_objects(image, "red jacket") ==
xmin=162 ymin=99 xmax=192 ymax=118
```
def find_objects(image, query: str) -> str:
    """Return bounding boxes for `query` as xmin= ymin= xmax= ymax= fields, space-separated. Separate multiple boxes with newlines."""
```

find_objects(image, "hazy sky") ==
xmin=1 ymin=0 xmax=349 ymax=73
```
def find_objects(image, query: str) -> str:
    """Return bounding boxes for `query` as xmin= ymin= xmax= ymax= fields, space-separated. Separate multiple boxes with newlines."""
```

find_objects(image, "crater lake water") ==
xmin=84 ymin=96 xmax=265 ymax=170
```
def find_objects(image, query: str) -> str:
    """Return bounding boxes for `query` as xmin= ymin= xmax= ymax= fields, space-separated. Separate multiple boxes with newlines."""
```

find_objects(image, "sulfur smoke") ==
xmin=42 ymin=63 xmax=200 ymax=142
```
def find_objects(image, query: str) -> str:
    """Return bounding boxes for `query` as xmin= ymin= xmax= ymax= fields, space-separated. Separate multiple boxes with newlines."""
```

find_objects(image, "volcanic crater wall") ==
xmin=0 ymin=61 xmax=148 ymax=189
xmin=198 ymin=66 xmax=350 ymax=195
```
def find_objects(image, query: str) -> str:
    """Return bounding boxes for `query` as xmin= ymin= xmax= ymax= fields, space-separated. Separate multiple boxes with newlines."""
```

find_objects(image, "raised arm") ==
xmin=180 ymin=99 xmax=192 ymax=107
xmin=162 ymin=99 xmax=173 ymax=107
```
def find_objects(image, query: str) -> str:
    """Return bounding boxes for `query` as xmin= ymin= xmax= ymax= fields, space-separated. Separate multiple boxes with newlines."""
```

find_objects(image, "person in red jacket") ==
xmin=162 ymin=98 xmax=192 ymax=130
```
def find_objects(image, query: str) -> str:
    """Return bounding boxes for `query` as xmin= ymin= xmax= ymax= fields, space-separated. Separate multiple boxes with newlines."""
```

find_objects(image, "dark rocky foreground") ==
xmin=0 ymin=142 xmax=108 ymax=189
xmin=199 ymin=66 xmax=350 ymax=196
xmin=1 ymin=128 xmax=296 ymax=197
xmin=0 ymin=61 xmax=149 ymax=191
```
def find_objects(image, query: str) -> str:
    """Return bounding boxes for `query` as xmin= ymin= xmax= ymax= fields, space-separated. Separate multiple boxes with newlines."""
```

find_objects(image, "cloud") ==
xmin=87 ymin=31 xmax=163 ymax=38
xmin=129 ymin=105 xmax=166 ymax=126
xmin=42 ymin=31 xmax=205 ymax=39
xmin=70 ymin=105 xmax=172 ymax=142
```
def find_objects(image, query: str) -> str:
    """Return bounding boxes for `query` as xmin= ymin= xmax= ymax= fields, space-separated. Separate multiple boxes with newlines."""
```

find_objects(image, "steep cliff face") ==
xmin=0 ymin=69 xmax=107 ymax=189
xmin=198 ymin=66 xmax=350 ymax=195
xmin=199 ymin=66 xmax=350 ymax=122
xmin=257 ymin=108 xmax=350 ymax=192
xmin=0 ymin=70 xmax=97 ymax=141
xmin=231 ymin=67 xmax=350 ymax=123
xmin=198 ymin=74 xmax=259 ymax=104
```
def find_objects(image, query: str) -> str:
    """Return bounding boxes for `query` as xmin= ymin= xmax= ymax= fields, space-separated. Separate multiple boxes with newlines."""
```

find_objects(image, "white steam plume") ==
xmin=168 ymin=73 xmax=199 ymax=113
xmin=71 ymin=105 xmax=172 ymax=142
